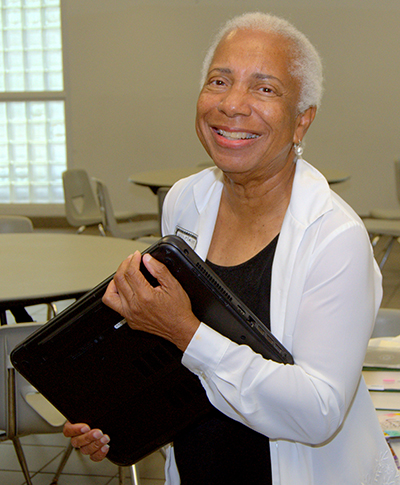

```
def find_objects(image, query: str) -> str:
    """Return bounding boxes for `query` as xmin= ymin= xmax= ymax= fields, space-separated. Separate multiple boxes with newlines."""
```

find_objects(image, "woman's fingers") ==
xmin=78 ymin=429 xmax=110 ymax=461
xmin=63 ymin=421 xmax=90 ymax=438
xmin=63 ymin=421 xmax=110 ymax=462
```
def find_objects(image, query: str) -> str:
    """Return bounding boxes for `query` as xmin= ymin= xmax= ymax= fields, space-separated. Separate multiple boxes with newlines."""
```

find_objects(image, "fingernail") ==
xmin=80 ymin=425 xmax=90 ymax=433
xmin=100 ymin=435 xmax=110 ymax=444
xmin=93 ymin=430 xmax=103 ymax=439
xmin=101 ymin=444 xmax=110 ymax=453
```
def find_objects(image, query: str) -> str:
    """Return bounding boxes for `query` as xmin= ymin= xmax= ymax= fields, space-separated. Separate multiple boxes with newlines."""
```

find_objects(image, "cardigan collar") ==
xmin=192 ymin=159 xmax=333 ymax=229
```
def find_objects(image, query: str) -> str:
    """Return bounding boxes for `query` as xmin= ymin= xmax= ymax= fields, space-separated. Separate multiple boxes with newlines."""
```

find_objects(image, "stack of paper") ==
xmin=364 ymin=335 xmax=400 ymax=369
xmin=363 ymin=369 xmax=400 ymax=410
xmin=364 ymin=335 xmax=400 ymax=410
xmin=377 ymin=411 xmax=400 ymax=437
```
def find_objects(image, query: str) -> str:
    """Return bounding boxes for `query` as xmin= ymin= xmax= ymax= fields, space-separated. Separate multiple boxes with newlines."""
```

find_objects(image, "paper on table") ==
xmin=363 ymin=370 xmax=400 ymax=391
xmin=369 ymin=391 xmax=400 ymax=411
xmin=364 ymin=335 xmax=400 ymax=369
xmin=377 ymin=411 xmax=400 ymax=437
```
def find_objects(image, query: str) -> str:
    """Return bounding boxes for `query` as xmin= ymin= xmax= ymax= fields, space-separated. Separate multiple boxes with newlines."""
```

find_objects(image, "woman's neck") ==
xmin=220 ymin=158 xmax=296 ymax=220
xmin=207 ymin=160 xmax=296 ymax=266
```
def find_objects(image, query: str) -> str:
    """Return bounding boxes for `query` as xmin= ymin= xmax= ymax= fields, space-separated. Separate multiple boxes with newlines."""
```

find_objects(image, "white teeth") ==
xmin=217 ymin=129 xmax=259 ymax=140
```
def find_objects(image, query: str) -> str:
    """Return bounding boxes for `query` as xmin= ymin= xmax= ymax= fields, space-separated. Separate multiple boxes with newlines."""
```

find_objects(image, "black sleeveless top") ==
xmin=173 ymin=235 xmax=278 ymax=485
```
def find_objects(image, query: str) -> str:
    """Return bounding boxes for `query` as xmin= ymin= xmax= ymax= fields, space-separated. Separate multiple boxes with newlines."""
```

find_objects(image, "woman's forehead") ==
xmin=210 ymin=29 xmax=296 ymax=84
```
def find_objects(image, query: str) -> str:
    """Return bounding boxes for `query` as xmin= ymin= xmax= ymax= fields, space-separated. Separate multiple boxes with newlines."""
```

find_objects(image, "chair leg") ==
xmin=46 ymin=302 xmax=58 ymax=320
xmin=118 ymin=466 xmax=125 ymax=485
xmin=130 ymin=464 xmax=141 ymax=485
xmin=118 ymin=449 xmax=165 ymax=485
xmin=118 ymin=464 xmax=141 ymax=485
xmin=50 ymin=442 xmax=74 ymax=484
xmin=98 ymin=223 xmax=107 ymax=237
xmin=371 ymin=235 xmax=381 ymax=247
xmin=379 ymin=236 xmax=396 ymax=270
xmin=159 ymin=447 xmax=167 ymax=460
xmin=8 ymin=368 xmax=33 ymax=484
xmin=76 ymin=225 xmax=86 ymax=234
xmin=12 ymin=437 xmax=33 ymax=485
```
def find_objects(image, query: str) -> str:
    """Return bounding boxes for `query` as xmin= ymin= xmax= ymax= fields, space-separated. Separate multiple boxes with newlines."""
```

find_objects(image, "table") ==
xmin=0 ymin=233 xmax=150 ymax=324
xmin=129 ymin=165 xmax=350 ymax=194
xmin=324 ymin=169 xmax=351 ymax=185
xmin=129 ymin=166 xmax=211 ymax=194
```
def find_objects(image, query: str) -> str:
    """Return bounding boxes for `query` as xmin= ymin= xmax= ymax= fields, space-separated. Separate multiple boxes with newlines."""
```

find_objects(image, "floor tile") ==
xmin=41 ymin=447 xmax=119 ymax=477
xmin=31 ymin=473 xmax=112 ymax=484
xmin=0 ymin=470 xmax=27 ymax=485
xmin=41 ymin=449 xmax=165 ymax=480
xmin=20 ymin=432 xmax=70 ymax=447
xmin=0 ymin=440 xmax=65 ymax=473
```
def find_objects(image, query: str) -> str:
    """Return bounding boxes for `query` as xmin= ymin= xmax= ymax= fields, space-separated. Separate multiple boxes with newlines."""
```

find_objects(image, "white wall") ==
xmin=26 ymin=0 xmax=400 ymax=217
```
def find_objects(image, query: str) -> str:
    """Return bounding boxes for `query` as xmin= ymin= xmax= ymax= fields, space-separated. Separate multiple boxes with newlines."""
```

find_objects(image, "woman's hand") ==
xmin=102 ymin=251 xmax=200 ymax=351
xmin=63 ymin=421 xmax=110 ymax=462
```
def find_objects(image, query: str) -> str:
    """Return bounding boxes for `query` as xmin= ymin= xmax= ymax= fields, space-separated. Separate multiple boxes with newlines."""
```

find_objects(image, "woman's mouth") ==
xmin=215 ymin=128 xmax=260 ymax=140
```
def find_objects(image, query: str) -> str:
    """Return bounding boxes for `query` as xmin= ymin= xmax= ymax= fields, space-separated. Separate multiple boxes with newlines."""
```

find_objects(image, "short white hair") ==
xmin=200 ymin=12 xmax=324 ymax=112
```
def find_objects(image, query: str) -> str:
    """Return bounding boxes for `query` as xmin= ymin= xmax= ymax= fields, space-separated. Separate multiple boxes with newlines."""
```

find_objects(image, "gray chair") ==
xmin=364 ymin=308 xmax=400 ymax=369
xmin=93 ymin=178 xmax=159 ymax=239
xmin=363 ymin=218 xmax=400 ymax=270
xmin=0 ymin=322 xmax=149 ymax=485
xmin=0 ymin=322 xmax=73 ymax=485
xmin=370 ymin=159 xmax=400 ymax=220
xmin=0 ymin=215 xmax=33 ymax=233
xmin=0 ymin=216 xmax=56 ymax=324
xmin=371 ymin=308 xmax=400 ymax=339
xmin=62 ymin=169 xmax=106 ymax=235
xmin=156 ymin=186 xmax=169 ymax=234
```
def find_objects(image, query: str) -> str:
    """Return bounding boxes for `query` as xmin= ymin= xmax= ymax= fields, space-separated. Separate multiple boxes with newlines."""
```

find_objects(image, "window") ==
xmin=0 ymin=0 xmax=66 ymax=204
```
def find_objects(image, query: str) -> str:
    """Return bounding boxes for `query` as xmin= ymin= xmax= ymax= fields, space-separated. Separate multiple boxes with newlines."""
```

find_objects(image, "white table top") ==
xmin=0 ymin=233 xmax=151 ymax=308
xmin=129 ymin=165 xmax=350 ymax=191
xmin=129 ymin=166 xmax=208 ymax=193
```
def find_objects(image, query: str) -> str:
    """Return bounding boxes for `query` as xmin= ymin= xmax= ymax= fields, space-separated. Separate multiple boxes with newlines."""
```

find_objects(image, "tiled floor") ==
xmin=1 ymin=297 xmax=166 ymax=485
xmin=0 ymin=433 xmax=165 ymax=484
xmin=2 ymin=229 xmax=400 ymax=484
xmin=0 ymin=226 xmax=165 ymax=485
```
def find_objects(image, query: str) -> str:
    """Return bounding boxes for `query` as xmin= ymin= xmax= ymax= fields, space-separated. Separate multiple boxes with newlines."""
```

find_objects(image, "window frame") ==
xmin=0 ymin=0 xmax=68 ymax=217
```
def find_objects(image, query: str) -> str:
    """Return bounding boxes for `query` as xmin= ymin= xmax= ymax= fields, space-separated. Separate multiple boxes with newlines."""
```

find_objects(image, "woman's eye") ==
xmin=259 ymin=86 xmax=274 ymax=94
xmin=210 ymin=79 xmax=225 ymax=86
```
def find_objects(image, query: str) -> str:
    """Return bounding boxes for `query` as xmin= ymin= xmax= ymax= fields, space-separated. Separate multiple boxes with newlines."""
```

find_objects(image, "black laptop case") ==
xmin=11 ymin=235 xmax=293 ymax=466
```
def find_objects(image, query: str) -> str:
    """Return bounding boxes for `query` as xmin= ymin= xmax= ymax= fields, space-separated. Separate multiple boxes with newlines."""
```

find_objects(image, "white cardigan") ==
xmin=161 ymin=159 xmax=400 ymax=485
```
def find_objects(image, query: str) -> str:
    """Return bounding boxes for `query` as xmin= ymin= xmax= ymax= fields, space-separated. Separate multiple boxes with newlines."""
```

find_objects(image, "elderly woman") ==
xmin=64 ymin=12 xmax=399 ymax=484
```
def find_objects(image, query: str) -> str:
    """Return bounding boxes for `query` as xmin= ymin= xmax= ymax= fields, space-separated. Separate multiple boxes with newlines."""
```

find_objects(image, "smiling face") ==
xmin=195 ymin=28 xmax=315 ymax=182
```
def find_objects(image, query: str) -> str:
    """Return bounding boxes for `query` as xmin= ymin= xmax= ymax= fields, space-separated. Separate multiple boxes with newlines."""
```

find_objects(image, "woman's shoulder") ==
xmin=167 ymin=166 xmax=222 ymax=203
xmin=161 ymin=166 xmax=223 ymax=233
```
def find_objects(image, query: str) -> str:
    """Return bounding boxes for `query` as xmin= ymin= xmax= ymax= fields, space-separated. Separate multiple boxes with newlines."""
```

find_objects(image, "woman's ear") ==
xmin=294 ymin=106 xmax=317 ymax=144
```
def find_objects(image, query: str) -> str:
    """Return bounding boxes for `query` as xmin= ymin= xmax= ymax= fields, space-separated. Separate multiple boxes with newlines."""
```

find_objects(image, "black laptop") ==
xmin=11 ymin=235 xmax=293 ymax=466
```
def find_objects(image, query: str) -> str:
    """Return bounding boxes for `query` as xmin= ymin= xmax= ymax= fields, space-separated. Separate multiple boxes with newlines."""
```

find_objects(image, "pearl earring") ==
xmin=294 ymin=141 xmax=304 ymax=159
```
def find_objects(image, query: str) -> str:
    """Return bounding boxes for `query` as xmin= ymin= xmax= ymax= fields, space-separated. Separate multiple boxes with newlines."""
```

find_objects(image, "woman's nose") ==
xmin=217 ymin=86 xmax=252 ymax=117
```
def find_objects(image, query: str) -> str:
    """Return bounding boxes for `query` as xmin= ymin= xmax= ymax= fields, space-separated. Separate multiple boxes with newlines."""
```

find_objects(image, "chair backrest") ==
xmin=93 ymin=178 xmax=119 ymax=235
xmin=93 ymin=178 xmax=159 ymax=239
xmin=0 ymin=216 xmax=33 ymax=233
xmin=395 ymin=159 xmax=400 ymax=205
xmin=62 ymin=169 xmax=103 ymax=227
xmin=371 ymin=308 xmax=400 ymax=339
xmin=0 ymin=323 xmax=66 ymax=437
xmin=157 ymin=186 xmax=169 ymax=231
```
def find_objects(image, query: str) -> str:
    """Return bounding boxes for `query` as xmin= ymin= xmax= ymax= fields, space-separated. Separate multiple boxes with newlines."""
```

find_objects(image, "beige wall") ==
xmin=21 ymin=0 xmax=400 ymax=217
